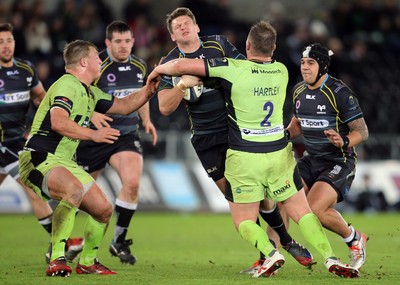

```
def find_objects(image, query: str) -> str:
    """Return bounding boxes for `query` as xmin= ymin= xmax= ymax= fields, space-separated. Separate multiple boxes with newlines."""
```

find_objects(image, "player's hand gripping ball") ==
xmin=172 ymin=76 xmax=203 ymax=102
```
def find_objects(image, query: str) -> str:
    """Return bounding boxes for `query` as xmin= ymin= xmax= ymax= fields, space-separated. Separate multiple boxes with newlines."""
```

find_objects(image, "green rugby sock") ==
xmin=298 ymin=212 xmax=335 ymax=260
xmin=239 ymin=220 xmax=275 ymax=257
xmin=79 ymin=215 xmax=109 ymax=266
xmin=51 ymin=200 xmax=77 ymax=260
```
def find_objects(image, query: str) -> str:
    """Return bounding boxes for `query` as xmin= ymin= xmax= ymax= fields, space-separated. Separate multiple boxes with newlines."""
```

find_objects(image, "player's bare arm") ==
xmin=138 ymin=102 xmax=158 ymax=145
xmin=107 ymin=82 xmax=157 ymax=115
xmin=50 ymin=107 xmax=120 ymax=143
xmin=286 ymin=117 xmax=303 ymax=140
xmin=30 ymin=82 xmax=46 ymax=107
xmin=158 ymin=74 xmax=203 ymax=116
xmin=149 ymin=58 xmax=206 ymax=82
xmin=324 ymin=117 xmax=369 ymax=148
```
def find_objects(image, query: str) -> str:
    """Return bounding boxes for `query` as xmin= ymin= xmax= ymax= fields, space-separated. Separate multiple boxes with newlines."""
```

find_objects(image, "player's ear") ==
xmin=196 ymin=24 xmax=200 ymax=34
xmin=105 ymin=38 xmax=111 ymax=48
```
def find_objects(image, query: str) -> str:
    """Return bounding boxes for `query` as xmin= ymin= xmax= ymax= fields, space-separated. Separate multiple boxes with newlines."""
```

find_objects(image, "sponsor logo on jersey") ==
xmin=306 ymin=94 xmax=315 ymax=99
xmin=241 ymin=125 xmax=284 ymax=136
xmin=6 ymin=70 xmax=19 ymax=76
xmin=118 ymin=66 xmax=131 ymax=71
xmin=208 ymin=57 xmax=228 ymax=67
xmin=54 ymin=96 xmax=73 ymax=110
xmin=273 ymin=180 xmax=291 ymax=196
xmin=0 ymin=79 xmax=4 ymax=88
xmin=299 ymin=118 xmax=329 ymax=128
xmin=111 ymin=88 xmax=140 ymax=98
xmin=0 ymin=91 xmax=30 ymax=103
xmin=251 ymin=68 xmax=281 ymax=74
xmin=107 ymin=73 xmax=116 ymax=83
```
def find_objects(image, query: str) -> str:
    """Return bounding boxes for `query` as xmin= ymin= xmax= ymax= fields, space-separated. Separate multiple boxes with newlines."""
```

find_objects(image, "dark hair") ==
xmin=106 ymin=21 xmax=133 ymax=40
xmin=247 ymin=21 xmax=276 ymax=56
xmin=0 ymin=23 xmax=13 ymax=33
xmin=166 ymin=7 xmax=197 ymax=34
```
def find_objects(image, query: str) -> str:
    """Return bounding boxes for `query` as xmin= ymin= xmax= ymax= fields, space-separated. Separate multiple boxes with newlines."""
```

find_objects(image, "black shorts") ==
xmin=76 ymin=133 xmax=142 ymax=173
xmin=191 ymin=131 xmax=228 ymax=181
xmin=0 ymin=138 xmax=25 ymax=178
xmin=297 ymin=155 xmax=356 ymax=202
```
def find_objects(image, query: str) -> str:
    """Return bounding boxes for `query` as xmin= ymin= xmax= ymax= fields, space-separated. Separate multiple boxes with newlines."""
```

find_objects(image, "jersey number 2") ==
xmin=260 ymin=101 xmax=273 ymax=127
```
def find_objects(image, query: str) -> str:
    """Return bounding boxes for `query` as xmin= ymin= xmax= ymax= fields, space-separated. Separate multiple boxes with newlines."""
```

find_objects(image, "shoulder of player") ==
xmin=13 ymin=57 xmax=36 ymax=75
xmin=292 ymin=81 xmax=307 ymax=96
xmin=161 ymin=47 xmax=180 ymax=63
xmin=201 ymin=34 xmax=228 ymax=49
xmin=128 ymin=54 xmax=147 ymax=68
xmin=323 ymin=75 xmax=353 ymax=96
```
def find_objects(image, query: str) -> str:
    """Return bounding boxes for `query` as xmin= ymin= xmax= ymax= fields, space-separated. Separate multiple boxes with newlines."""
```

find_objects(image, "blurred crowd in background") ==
xmin=1 ymin=0 xmax=400 ymax=159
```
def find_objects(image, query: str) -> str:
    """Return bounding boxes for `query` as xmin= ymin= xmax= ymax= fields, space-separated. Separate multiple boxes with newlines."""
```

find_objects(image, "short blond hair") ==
xmin=248 ymin=21 xmax=276 ymax=56
xmin=63 ymin=40 xmax=97 ymax=69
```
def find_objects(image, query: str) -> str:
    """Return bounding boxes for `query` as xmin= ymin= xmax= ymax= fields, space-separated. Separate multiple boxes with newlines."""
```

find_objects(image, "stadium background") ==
xmin=1 ymin=0 xmax=400 ymax=213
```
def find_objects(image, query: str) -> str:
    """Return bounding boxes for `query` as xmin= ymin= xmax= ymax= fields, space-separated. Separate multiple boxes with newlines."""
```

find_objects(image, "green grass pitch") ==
xmin=0 ymin=212 xmax=399 ymax=285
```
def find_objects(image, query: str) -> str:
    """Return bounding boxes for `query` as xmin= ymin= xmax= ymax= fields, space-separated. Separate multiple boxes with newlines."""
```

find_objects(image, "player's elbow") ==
xmin=159 ymin=105 xmax=173 ymax=116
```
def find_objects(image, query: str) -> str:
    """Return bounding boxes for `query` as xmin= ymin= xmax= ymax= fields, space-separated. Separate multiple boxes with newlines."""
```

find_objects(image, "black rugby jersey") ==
xmin=94 ymin=50 xmax=147 ymax=135
xmin=292 ymin=75 xmax=363 ymax=160
xmin=158 ymin=35 xmax=245 ymax=135
xmin=0 ymin=58 xmax=40 ymax=143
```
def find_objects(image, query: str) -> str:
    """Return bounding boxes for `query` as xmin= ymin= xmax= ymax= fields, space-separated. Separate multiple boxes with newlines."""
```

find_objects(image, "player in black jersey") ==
xmin=286 ymin=43 xmax=369 ymax=270
xmin=157 ymin=7 xmax=314 ymax=274
xmin=0 ymin=23 xmax=84 ymax=263
xmin=76 ymin=21 xmax=157 ymax=265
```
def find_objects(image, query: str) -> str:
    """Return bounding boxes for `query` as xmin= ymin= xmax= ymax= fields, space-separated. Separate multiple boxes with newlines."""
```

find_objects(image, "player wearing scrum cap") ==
xmin=286 ymin=43 xmax=369 ymax=270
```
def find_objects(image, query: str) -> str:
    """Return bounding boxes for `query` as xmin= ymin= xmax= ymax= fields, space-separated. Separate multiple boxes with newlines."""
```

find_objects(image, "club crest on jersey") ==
xmin=317 ymin=105 xmax=326 ymax=114
xmin=26 ymin=76 xmax=32 ymax=86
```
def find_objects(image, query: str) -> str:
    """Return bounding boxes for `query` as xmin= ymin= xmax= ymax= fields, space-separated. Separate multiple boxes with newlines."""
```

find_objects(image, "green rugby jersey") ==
xmin=205 ymin=58 xmax=289 ymax=153
xmin=25 ymin=74 xmax=114 ymax=160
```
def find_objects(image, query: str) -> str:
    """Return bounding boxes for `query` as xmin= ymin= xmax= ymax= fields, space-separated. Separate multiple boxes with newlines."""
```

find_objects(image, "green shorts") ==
xmin=19 ymin=151 xmax=94 ymax=200
xmin=225 ymin=143 xmax=303 ymax=203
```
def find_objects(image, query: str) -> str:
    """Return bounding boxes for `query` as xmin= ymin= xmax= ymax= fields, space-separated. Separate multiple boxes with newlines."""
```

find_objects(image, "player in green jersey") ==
xmin=19 ymin=40 xmax=157 ymax=277
xmin=147 ymin=21 xmax=359 ymax=279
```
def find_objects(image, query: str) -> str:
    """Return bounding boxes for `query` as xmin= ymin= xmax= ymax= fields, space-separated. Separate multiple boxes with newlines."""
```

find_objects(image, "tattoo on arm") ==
xmin=348 ymin=118 xmax=369 ymax=141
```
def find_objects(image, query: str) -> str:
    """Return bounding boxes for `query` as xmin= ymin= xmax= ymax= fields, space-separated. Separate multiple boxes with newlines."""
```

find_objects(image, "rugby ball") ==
xmin=172 ymin=76 xmax=203 ymax=102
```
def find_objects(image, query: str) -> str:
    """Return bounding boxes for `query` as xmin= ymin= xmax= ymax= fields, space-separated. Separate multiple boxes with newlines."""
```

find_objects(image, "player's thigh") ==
xmin=80 ymin=182 xmax=113 ymax=222
xmin=109 ymin=150 xmax=143 ymax=186
xmin=307 ymin=181 xmax=338 ymax=212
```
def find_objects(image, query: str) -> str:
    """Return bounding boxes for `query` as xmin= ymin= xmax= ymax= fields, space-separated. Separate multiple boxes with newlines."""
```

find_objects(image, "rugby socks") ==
xmin=298 ymin=212 xmax=335 ymax=260
xmin=38 ymin=214 xmax=53 ymax=234
xmin=113 ymin=199 xmax=137 ymax=243
xmin=343 ymin=225 xmax=359 ymax=246
xmin=238 ymin=220 xmax=276 ymax=257
xmin=256 ymin=218 xmax=266 ymax=260
xmin=51 ymin=200 xmax=77 ymax=260
xmin=79 ymin=215 xmax=109 ymax=266
xmin=259 ymin=205 xmax=292 ymax=246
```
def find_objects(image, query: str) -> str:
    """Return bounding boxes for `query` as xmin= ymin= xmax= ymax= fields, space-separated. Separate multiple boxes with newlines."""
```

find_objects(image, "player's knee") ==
xmin=92 ymin=202 xmax=113 ymax=223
